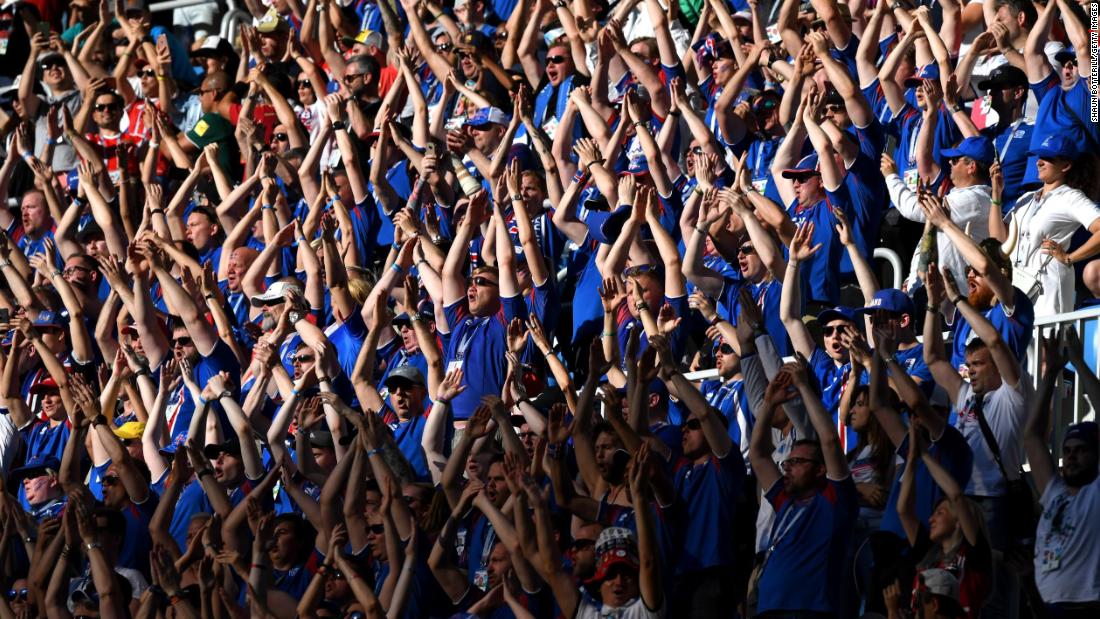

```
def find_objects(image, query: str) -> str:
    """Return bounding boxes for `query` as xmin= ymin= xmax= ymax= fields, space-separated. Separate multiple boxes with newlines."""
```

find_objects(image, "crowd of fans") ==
xmin=0 ymin=0 xmax=1097 ymax=617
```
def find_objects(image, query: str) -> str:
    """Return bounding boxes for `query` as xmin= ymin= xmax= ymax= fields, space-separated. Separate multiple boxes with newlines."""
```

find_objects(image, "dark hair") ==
xmin=995 ymin=0 xmax=1037 ymax=26
xmin=846 ymin=386 xmax=894 ymax=481
xmin=964 ymin=338 xmax=988 ymax=356
xmin=792 ymin=439 xmax=825 ymax=466
xmin=1066 ymin=153 xmax=1100 ymax=202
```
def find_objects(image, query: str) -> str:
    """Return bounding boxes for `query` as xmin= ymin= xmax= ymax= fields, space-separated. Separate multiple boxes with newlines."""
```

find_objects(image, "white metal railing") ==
xmin=1029 ymin=305 xmax=1100 ymax=448
xmin=874 ymin=247 xmax=904 ymax=290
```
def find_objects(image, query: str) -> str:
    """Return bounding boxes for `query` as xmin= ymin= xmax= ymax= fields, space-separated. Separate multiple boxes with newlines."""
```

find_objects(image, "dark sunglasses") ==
xmin=348 ymin=612 xmax=366 ymax=619
xmin=94 ymin=103 xmax=120 ymax=112
xmin=40 ymin=60 xmax=64 ymax=70
xmin=753 ymin=98 xmax=778 ymax=112
xmin=367 ymin=524 xmax=385 ymax=534
xmin=821 ymin=325 xmax=845 ymax=336
xmin=717 ymin=343 xmax=734 ymax=354
xmin=457 ymin=51 xmax=472 ymax=59
xmin=738 ymin=245 xmax=756 ymax=255
xmin=297 ymin=81 xmax=311 ymax=88
xmin=684 ymin=418 xmax=703 ymax=430
xmin=274 ymin=132 xmax=289 ymax=142
xmin=471 ymin=276 xmax=498 ymax=287
xmin=291 ymin=354 xmax=315 ymax=364
xmin=6 ymin=588 xmax=28 ymax=601
xmin=570 ymin=538 xmax=596 ymax=551
xmin=342 ymin=73 xmax=364 ymax=85
xmin=330 ymin=570 xmax=345 ymax=579
xmin=436 ymin=43 xmax=454 ymax=53
xmin=102 ymin=475 xmax=121 ymax=486
xmin=173 ymin=336 xmax=193 ymax=347
xmin=691 ymin=146 xmax=704 ymax=155
xmin=494 ymin=31 xmax=508 ymax=41
xmin=546 ymin=55 xmax=567 ymax=64
xmin=138 ymin=69 xmax=157 ymax=79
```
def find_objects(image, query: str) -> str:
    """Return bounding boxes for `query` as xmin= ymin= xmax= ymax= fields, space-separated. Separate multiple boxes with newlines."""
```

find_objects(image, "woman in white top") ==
xmin=988 ymin=135 xmax=1100 ymax=317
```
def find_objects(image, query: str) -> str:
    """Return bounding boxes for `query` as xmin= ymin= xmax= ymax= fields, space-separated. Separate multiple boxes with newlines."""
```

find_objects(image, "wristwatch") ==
xmin=331 ymin=120 xmax=347 ymax=131
xmin=217 ymin=390 xmax=232 ymax=401
xmin=288 ymin=310 xmax=304 ymax=324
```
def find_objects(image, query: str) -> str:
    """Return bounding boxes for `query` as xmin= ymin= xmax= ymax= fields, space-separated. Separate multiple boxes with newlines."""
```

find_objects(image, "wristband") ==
xmin=135 ymin=367 xmax=151 ymax=378
xmin=601 ymin=331 xmax=615 ymax=337
xmin=667 ymin=109 xmax=681 ymax=117
xmin=547 ymin=442 xmax=565 ymax=459
xmin=51 ymin=270 xmax=62 ymax=278
xmin=204 ymin=293 xmax=216 ymax=300
xmin=156 ymin=75 xmax=167 ymax=81
xmin=544 ymin=349 xmax=555 ymax=357
xmin=634 ymin=301 xmax=649 ymax=311
xmin=991 ymin=198 xmax=1002 ymax=207
xmin=949 ymin=296 xmax=962 ymax=306
xmin=331 ymin=120 xmax=347 ymax=131
xmin=198 ymin=469 xmax=214 ymax=479
xmin=366 ymin=448 xmax=382 ymax=457
xmin=261 ymin=204 xmax=275 ymax=210
xmin=511 ymin=194 xmax=523 ymax=202
xmin=709 ymin=316 xmax=723 ymax=327
xmin=390 ymin=262 xmax=403 ymax=273
xmin=926 ymin=305 xmax=938 ymax=313
xmin=291 ymin=388 xmax=300 ymax=396
xmin=20 ymin=151 xmax=32 ymax=160
xmin=84 ymin=542 xmax=103 ymax=551
xmin=695 ymin=224 xmax=707 ymax=234
xmin=434 ymin=398 xmax=450 ymax=407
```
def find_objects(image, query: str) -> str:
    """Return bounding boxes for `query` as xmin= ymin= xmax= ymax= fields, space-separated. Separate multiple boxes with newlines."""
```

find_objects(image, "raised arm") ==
xmin=779 ymin=223 xmax=821 ymax=358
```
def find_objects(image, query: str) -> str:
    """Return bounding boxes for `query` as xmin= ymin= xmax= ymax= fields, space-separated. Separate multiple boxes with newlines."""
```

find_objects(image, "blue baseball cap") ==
xmin=816 ymin=305 xmax=859 ymax=326
xmin=619 ymin=156 xmax=650 ymax=177
xmin=465 ymin=106 xmax=511 ymax=128
xmin=1063 ymin=421 xmax=1097 ymax=450
xmin=10 ymin=454 xmax=61 ymax=484
xmin=780 ymin=154 xmax=820 ymax=179
xmin=1028 ymin=134 xmax=1080 ymax=161
xmin=159 ymin=432 xmax=188 ymax=456
xmin=942 ymin=136 xmax=995 ymax=167
xmin=856 ymin=288 xmax=915 ymax=317
xmin=1054 ymin=48 xmax=1076 ymax=65
xmin=32 ymin=310 xmax=65 ymax=328
xmin=904 ymin=64 xmax=940 ymax=88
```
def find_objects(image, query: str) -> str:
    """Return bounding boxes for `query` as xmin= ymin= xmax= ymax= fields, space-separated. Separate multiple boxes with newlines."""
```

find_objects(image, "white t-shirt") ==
xmin=576 ymin=593 xmax=664 ymax=619
xmin=954 ymin=377 xmax=1030 ymax=497
xmin=1034 ymin=475 xmax=1100 ymax=603
xmin=1005 ymin=185 xmax=1100 ymax=317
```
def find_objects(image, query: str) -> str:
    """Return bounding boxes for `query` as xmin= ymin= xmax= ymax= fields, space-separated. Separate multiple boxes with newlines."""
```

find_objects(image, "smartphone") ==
xmin=425 ymin=141 xmax=437 ymax=159
xmin=0 ymin=308 xmax=9 ymax=324
xmin=884 ymin=133 xmax=899 ymax=157
xmin=36 ymin=21 xmax=50 ymax=37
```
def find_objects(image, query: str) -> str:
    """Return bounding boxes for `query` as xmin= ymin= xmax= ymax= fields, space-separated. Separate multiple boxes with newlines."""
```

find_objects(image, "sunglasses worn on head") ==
xmin=622 ymin=264 xmax=657 ymax=280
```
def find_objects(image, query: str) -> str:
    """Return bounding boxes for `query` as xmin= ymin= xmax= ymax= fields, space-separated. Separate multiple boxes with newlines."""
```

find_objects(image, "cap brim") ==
xmin=780 ymin=169 xmax=820 ymax=179
xmin=816 ymin=309 xmax=856 ymax=324
xmin=585 ymin=555 xmax=639 ymax=585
